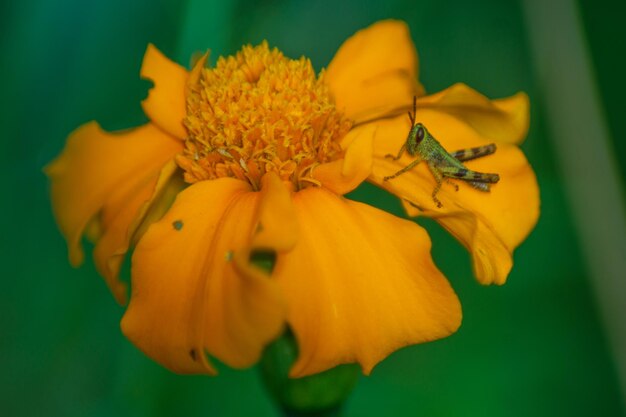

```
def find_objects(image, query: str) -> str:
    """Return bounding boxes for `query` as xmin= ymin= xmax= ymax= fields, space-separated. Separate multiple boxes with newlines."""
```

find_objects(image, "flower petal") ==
xmin=274 ymin=187 xmax=461 ymax=377
xmin=417 ymin=83 xmax=530 ymax=145
xmin=326 ymin=20 xmax=422 ymax=124
xmin=131 ymin=161 xmax=187 ymax=245
xmin=312 ymin=124 xmax=375 ymax=195
xmin=45 ymin=122 xmax=182 ymax=300
xmin=91 ymin=176 xmax=156 ymax=303
xmin=141 ymin=44 xmax=188 ymax=139
xmin=370 ymin=111 xmax=539 ymax=285
xmin=121 ymin=178 xmax=287 ymax=374
xmin=251 ymin=173 xmax=298 ymax=252
xmin=92 ymin=161 xmax=180 ymax=304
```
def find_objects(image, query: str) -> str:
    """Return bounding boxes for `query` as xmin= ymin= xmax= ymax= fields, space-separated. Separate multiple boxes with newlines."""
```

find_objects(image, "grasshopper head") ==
xmin=407 ymin=122 xmax=427 ymax=154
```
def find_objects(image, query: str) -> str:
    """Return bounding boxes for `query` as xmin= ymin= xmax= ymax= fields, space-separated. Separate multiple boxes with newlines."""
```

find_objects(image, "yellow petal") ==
xmin=417 ymin=83 xmax=530 ymax=145
xmin=326 ymin=20 xmax=423 ymax=124
xmin=312 ymin=124 xmax=375 ymax=195
xmin=275 ymin=187 xmax=461 ymax=377
xmin=45 ymin=122 xmax=182 ymax=300
xmin=141 ymin=44 xmax=188 ymax=139
xmin=121 ymin=178 xmax=286 ymax=374
xmin=370 ymin=111 xmax=539 ymax=285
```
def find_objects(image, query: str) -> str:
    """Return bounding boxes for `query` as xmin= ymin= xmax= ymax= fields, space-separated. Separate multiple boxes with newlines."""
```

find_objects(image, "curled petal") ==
xmin=371 ymin=111 xmax=539 ymax=285
xmin=312 ymin=124 xmax=375 ymax=195
xmin=91 ymin=178 xmax=153 ymax=302
xmin=326 ymin=20 xmax=422 ymax=124
xmin=186 ymin=50 xmax=209 ymax=96
xmin=275 ymin=187 xmax=461 ymax=377
xmin=251 ymin=173 xmax=298 ymax=252
xmin=45 ymin=122 xmax=182 ymax=302
xmin=93 ymin=161 xmax=180 ymax=304
xmin=141 ymin=44 xmax=188 ymax=139
xmin=121 ymin=178 xmax=287 ymax=374
xmin=416 ymin=83 xmax=530 ymax=145
xmin=130 ymin=161 xmax=187 ymax=246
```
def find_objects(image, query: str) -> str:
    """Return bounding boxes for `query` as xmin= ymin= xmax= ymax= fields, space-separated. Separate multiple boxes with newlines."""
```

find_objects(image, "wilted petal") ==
xmin=45 ymin=122 xmax=182 ymax=302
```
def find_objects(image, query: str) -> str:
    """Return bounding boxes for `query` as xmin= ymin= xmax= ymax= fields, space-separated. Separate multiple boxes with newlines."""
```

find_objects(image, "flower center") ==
xmin=177 ymin=41 xmax=352 ymax=191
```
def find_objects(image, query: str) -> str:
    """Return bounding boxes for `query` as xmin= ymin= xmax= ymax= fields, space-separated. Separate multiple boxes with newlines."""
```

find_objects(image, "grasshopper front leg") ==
xmin=384 ymin=143 xmax=407 ymax=161
xmin=383 ymin=157 xmax=421 ymax=181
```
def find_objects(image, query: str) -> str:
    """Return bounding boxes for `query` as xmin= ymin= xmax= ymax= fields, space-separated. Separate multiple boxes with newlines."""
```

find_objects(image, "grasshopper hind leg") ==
xmin=470 ymin=181 xmax=490 ymax=192
xmin=450 ymin=144 xmax=497 ymax=162
xmin=439 ymin=166 xmax=499 ymax=194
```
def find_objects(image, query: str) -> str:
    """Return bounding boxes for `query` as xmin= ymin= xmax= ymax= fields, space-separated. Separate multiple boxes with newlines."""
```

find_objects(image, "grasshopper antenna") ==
xmin=407 ymin=95 xmax=417 ymax=127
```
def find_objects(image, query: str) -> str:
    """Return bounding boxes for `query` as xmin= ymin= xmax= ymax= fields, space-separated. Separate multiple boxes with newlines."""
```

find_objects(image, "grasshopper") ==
xmin=383 ymin=97 xmax=500 ymax=208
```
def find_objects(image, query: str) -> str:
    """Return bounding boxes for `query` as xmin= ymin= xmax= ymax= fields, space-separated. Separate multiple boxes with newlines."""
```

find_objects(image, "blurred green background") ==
xmin=2 ymin=0 xmax=625 ymax=416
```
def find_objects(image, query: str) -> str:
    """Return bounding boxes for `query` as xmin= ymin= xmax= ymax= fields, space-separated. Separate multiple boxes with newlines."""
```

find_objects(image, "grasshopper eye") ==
xmin=416 ymin=126 xmax=425 ymax=142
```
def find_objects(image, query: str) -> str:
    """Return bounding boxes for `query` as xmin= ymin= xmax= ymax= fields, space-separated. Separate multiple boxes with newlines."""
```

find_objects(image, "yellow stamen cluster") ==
xmin=178 ymin=41 xmax=352 ymax=190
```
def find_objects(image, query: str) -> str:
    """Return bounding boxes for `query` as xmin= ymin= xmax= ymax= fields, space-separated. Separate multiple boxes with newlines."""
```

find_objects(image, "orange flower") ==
xmin=46 ymin=20 xmax=537 ymax=378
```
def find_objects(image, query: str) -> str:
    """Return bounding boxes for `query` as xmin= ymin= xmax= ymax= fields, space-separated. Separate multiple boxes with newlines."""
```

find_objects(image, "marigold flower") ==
xmin=46 ymin=20 xmax=538 ymax=378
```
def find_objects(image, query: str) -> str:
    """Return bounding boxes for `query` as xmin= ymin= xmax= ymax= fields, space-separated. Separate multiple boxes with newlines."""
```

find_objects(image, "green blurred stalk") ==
xmin=522 ymin=0 xmax=626 ymax=407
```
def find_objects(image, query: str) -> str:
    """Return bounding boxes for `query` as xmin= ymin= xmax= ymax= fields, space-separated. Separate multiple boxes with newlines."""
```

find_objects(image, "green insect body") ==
xmin=383 ymin=100 xmax=500 ymax=208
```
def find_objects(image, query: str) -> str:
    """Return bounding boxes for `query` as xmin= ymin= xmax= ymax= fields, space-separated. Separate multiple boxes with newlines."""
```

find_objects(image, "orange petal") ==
xmin=45 ymin=122 xmax=182 ymax=300
xmin=326 ymin=20 xmax=423 ymax=124
xmin=92 ymin=161 xmax=180 ymax=304
xmin=251 ymin=173 xmax=298 ymax=252
xmin=370 ymin=111 xmax=539 ymax=285
xmin=416 ymin=83 xmax=530 ymax=145
xmin=91 ymin=176 xmax=156 ymax=303
xmin=141 ymin=44 xmax=188 ymax=139
xmin=121 ymin=178 xmax=287 ymax=374
xmin=312 ymin=124 xmax=375 ymax=195
xmin=274 ymin=187 xmax=461 ymax=377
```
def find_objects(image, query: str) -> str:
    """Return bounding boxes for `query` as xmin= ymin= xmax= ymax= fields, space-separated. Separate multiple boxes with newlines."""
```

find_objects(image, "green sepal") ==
xmin=259 ymin=331 xmax=360 ymax=416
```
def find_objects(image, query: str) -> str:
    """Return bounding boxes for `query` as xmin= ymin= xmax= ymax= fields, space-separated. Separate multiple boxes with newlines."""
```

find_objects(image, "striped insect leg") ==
xmin=469 ymin=181 xmax=490 ymax=192
xmin=383 ymin=158 xmax=422 ymax=181
xmin=449 ymin=144 xmax=497 ymax=162
xmin=385 ymin=143 xmax=407 ymax=161
xmin=440 ymin=166 xmax=499 ymax=183
xmin=471 ymin=172 xmax=500 ymax=183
